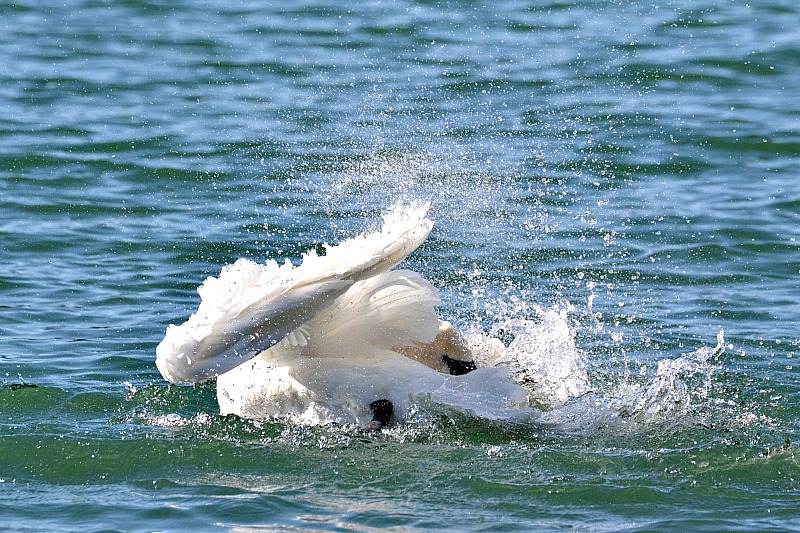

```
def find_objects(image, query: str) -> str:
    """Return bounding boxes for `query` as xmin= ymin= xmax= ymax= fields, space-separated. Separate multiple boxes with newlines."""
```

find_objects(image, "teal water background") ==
xmin=2 ymin=0 xmax=799 ymax=530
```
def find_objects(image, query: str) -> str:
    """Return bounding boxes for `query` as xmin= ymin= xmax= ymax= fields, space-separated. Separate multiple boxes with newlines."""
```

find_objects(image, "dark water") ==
xmin=2 ymin=0 xmax=799 ymax=530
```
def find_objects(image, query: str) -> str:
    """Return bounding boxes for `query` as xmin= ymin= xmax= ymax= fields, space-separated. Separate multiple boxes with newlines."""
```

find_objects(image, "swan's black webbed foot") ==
xmin=367 ymin=399 xmax=393 ymax=430
xmin=442 ymin=355 xmax=477 ymax=376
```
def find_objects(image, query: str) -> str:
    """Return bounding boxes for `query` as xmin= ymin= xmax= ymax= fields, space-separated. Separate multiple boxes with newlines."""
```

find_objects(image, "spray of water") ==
xmin=134 ymin=149 xmax=743 ymax=440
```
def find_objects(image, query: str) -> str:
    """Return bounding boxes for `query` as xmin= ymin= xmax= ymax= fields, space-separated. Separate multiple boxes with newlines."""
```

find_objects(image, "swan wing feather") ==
xmin=156 ymin=202 xmax=433 ymax=383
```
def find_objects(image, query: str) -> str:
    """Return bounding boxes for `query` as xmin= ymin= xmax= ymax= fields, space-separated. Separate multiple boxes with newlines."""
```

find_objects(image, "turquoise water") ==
xmin=2 ymin=0 xmax=799 ymax=530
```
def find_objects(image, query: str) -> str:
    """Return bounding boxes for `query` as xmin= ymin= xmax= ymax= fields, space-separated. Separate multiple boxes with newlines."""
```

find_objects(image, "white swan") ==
xmin=156 ymin=202 xmax=529 ymax=426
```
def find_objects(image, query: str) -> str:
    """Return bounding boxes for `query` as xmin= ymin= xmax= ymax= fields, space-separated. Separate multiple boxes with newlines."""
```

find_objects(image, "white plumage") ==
xmin=156 ymin=202 xmax=529 ymax=425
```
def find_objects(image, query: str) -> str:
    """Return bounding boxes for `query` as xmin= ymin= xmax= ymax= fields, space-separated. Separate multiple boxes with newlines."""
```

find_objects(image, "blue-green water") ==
xmin=2 ymin=0 xmax=799 ymax=530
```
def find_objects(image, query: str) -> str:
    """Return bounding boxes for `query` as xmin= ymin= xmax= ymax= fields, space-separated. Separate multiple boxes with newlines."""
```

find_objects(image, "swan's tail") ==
xmin=156 ymin=201 xmax=434 ymax=384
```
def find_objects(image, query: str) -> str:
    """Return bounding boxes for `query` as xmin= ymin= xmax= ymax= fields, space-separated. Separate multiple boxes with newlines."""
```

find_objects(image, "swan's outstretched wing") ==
xmin=156 ymin=202 xmax=434 ymax=384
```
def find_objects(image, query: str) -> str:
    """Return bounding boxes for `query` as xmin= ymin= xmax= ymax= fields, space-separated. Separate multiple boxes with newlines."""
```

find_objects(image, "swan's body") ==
xmin=215 ymin=270 xmax=527 ymax=424
xmin=156 ymin=202 xmax=529 ymax=425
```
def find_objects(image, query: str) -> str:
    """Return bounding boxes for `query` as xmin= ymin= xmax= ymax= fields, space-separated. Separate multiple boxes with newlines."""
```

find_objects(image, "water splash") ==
xmin=536 ymin=329 xmax=730 ymax=435
xmin=466 ymin=304 xmax=590 ymax=410
xmin=318 ymin=149 xmax=521 ymax=240
xmin=454 ymin=292 xmax=733 ymax=437
xmin=610 ymin=330 xmax=727 ymax=422
xmin=142 ymin=194 xmax=743 ymax=439
xmin=125 ymin=327 xmax=738 ymax=445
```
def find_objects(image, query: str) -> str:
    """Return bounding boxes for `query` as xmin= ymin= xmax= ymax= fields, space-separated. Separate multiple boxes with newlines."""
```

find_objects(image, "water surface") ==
xmin=1 ymin=0 xmax=799 ymax=530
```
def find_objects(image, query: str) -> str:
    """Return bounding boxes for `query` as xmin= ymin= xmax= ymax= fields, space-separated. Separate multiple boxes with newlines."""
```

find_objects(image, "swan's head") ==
xmin=395 ymin=320 xmax=476 ymax=375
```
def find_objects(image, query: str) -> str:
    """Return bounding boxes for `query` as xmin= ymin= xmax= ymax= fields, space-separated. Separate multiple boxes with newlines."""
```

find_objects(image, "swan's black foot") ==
xmin=367 ymin=399 xmax=393 ymax=430
xmin=442 ymin=355 xmax=477 ymax=376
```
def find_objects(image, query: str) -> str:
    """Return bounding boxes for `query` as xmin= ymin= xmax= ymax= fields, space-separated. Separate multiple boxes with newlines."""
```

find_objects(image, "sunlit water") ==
xmin=2 ymin=0 xmax=799 ymax=530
